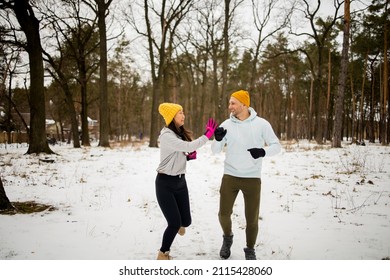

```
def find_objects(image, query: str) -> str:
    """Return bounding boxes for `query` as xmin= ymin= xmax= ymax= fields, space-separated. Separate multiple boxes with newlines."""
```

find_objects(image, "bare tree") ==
xmin=127 ymin=0 xmax=193 ymax=147
xmin=176 ymin=0 xmax=225 ymax=133
xmin=218 ymin=0 xmax=245 ymax=122
xmin=42 ymin=0 xmax=102 ymax=147
xmin=48 ymin=0 xmax=99 ymax=146
xmin=380 ymin=0 xmax=388 ymax=145
xmin=290 ymin=0 xmax=342 ymax=144
xmin=0 ymin=0 xmax=53 ymax=154
xmin=83 ymin=0 xmax=114 ymax=147
xmin=0 ymin=40 xmax=29 ymax=140
xmin=199 ymin=0 xmax=225 ymax=119
xmin=332 ymin=0 xmax=350 ymax=147
xmin=249 ymin=0 xmax=293 ymax=109
xmin=41 ymin=1 xmax=80 ymax=148
xmin=43 ymin=51 xmax=81 ymax=148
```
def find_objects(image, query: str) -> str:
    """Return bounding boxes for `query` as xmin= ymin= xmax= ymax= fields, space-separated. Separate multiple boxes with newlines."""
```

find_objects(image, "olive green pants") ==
xmin=218 ymin=174 xmax=261 ymax=249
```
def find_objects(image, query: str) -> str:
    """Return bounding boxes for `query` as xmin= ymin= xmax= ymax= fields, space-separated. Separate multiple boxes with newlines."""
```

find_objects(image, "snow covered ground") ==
xmin=1 ymin=140 xmax=389 ymax=261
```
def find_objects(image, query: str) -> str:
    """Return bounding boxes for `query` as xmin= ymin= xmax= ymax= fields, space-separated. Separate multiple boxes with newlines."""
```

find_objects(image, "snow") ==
xmin=1 ymin=140 xmax=390 ymax=261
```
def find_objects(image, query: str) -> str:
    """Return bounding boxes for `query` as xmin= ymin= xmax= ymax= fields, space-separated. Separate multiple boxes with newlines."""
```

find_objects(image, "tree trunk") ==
xmin=145 ymin=0 xmax=160 ymax=148
xmin=332 ymin=0 xmax=350 ymax=147
xmin=212 ymin=46 xmax=219 ymax=119
xmin=314 ymin=77 xmax=324 ymax=144
xmin=309 ymin=77 xmax=314 ymax=140
xmin=359 ymin=53 xmax=368 ymax=142
xmin=219 ymin=0 xmax=230 ymax=122
xmin=13 ymin=0 xmax=53 ymax=154
xmin=96 ymin=0 xmax=111 ymax=147
xmin=369 ymin=66 xmax=375 ymax=143
xmin=381 ymin=18 xmax=388 ymax=144
xmin=64 ymin=86 xmax=81 ymax=148
xmin=351 ymin=71 xmax=357 ymax=144
xmin=0 ymin=176 xmax=14 ymax=211
xmin=149 ymin=81 xmax=161 ymax=147
xmin=80 ymin=69 xmax=90 ymax=146
xmin=326 ymin=49 xmax=332 ymax=141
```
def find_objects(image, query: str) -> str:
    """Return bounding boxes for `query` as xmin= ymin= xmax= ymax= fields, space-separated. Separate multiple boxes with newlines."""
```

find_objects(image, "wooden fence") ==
xmin=0 ymin=132 xmax=29 ymax=144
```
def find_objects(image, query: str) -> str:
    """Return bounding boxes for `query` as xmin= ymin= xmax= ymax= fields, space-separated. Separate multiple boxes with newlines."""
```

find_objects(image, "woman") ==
xmin=155 ymin=102 xmax=217 ymax=260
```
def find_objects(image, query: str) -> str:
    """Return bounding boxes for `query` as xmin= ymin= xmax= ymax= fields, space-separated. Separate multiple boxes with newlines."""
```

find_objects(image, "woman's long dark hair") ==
xmin=167 ymin=121 xmax=193 ymax=141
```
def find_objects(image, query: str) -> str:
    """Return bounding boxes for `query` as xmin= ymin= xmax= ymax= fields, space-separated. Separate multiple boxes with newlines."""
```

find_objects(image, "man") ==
xmin=211 ymin=90 xmax=281 ymax=260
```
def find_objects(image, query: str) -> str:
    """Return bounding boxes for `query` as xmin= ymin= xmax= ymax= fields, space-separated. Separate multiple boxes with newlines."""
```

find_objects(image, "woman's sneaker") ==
xmin=178 ymin=227 xmax=185 ymax=236
xmin=243 ymin=247 xmax=256 ymax=260
xmin=219 ymin=234 xmax=233 ymax=259
xmin=157 ymin=250 xmax=172 ymax=260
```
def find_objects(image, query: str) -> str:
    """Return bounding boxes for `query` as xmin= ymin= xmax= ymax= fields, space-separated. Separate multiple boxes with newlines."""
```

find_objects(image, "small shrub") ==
xmin=0 ymin=201 xmax=55 ymax=215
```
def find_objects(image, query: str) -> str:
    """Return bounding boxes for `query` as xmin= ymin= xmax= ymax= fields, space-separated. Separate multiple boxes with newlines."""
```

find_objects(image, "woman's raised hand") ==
xmin=204 ymin=118 xmax=218 ymax=139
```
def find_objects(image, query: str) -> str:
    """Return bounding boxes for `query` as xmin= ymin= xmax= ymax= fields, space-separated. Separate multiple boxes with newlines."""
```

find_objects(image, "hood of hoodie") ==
xmin=230 ymin=107 xmax=257 ymax=124
xmin=160 ymin=126 xmax=173 ymax=137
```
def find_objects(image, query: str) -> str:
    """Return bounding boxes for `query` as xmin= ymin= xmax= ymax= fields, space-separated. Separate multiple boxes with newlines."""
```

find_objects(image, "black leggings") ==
xmin=155 ymin=173 xmax=192 ymax=253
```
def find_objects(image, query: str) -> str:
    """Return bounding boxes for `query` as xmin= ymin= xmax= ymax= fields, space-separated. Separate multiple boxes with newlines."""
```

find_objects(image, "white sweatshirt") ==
xmin=211 ymin=107 xmax=281 ymax=178
xmin=156 ymin=127 xmax=208 ymax=176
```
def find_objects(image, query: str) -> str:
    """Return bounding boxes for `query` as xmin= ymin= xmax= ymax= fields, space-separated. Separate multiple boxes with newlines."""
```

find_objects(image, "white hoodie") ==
xmin=211 ymin=107 xmax=281 ymax=178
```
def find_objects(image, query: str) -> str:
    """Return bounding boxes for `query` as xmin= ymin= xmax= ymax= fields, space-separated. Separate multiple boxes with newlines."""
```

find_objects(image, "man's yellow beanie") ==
xmin=158 ymin=103 xmax=183 ymax=125
xmin=231 ymin=90 xmax=250 ymax=107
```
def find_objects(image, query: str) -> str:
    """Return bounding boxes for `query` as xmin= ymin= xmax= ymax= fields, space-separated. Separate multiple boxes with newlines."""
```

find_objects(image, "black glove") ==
xmin=247 ymin=148 xmax=266 ymax=159
xmin=214 ymin=127 xmax=227 ymax=141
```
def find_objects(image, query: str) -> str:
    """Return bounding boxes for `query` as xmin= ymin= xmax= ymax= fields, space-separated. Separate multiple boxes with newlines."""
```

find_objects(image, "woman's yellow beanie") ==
xmin=231 ymin=90 xmax=250 ymax=107
xmin=158 ymin=103 xmax=183 ymax=125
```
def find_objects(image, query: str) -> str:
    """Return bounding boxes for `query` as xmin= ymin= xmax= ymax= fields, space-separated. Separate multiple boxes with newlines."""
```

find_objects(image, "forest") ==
xmin=0 ymin=0 xmax=389 ymax=152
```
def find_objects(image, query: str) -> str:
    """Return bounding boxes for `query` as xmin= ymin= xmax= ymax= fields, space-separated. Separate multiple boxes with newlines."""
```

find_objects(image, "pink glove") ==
xmin=204 ymin=118 xmax=218 ymax=139
xmin=186 ymin=151 xmax=197 ymax=161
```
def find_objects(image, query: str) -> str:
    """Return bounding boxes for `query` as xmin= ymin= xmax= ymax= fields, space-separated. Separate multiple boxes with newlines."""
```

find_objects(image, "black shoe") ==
xmin=220 ymin=234 xmax=233 ymax=259
xmin=244 ymin=247 xmax=256 ymax=260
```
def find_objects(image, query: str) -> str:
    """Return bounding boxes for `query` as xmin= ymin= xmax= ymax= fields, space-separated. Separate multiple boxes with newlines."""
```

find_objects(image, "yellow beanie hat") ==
xmin=158 ymin=103 xmax=183 ymax=125
xmin=231 ymin=90 xmax=250 ymax=107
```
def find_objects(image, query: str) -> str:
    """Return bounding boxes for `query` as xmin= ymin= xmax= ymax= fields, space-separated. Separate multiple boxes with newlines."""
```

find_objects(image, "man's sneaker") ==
xmin=244 ymin=247 xmax=256 ymax=260
xmin=219 ymin=234 xmax=233 ymax=259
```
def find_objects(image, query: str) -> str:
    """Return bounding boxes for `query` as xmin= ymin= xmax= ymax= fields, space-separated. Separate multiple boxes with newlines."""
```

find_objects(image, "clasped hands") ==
xmin=188 ymin=118 xmax=218 ymax=161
